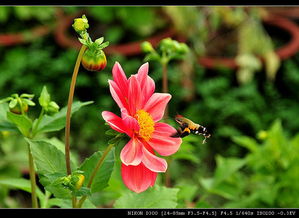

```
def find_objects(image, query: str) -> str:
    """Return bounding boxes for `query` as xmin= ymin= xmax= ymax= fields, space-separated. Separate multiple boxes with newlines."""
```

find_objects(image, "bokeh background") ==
xmin=1 ymin=6 xmax=299 ymax=208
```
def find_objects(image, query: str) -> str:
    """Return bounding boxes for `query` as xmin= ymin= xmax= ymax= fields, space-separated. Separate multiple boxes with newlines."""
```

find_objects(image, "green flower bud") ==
xmin=141 ymin=41 xmax=155 ymax=53
xmin=46 ymin=101 xmax=60 ymax=115
xmin=9 ymin=101 xmax=28 ymax=114
xmin=160 ymin=38 xmax=173 ymax=49
xmin=75 ymin=174 xmax=85 ymax=190
xmin=72 ymin=15 xmax=89 ymax=33
xmin=177 ymin=43 xmax=189 ymax=54
xmin=81 ymin=49 xmax=107 ymax=72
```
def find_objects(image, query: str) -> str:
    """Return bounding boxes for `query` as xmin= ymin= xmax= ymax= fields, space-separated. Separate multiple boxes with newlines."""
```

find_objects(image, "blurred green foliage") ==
xmin=199 ymin=120 xmax=299 ymax=207
xmin=1 ymin=6 xmax=299 ymax=208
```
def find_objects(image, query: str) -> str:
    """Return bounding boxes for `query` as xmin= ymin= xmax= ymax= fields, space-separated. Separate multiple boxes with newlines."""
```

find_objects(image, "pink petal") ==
xmin=121 ymin=108 xmax=139 ymax=134
xmin=101 ymin=111 xmax=131 ymax=136
xmin=136 ymin=63 xmax=155 ymax=105
xmin=109 ymin=80 xmax=129 ymax=110
xmin=121 ymin=163 xmax=157 ymax=193
xmin=141 ymin=145 xmax=167 ymax=172
xmin=128 ymin=75 xmax=143 ymax=115
xmin=143 ymin=93 xmax=171 ymax=122
xmin=120 ymin=137 xmax=143 ymax=166
xmin=148 ymin=123 xmax=182 ymax=156
xmin=112 ymin=62 xmax=128 ymax=96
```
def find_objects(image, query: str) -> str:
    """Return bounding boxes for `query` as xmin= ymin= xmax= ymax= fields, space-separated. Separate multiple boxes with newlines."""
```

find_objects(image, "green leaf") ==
xmin=114 ymin=185 xmax=179 ymax=208
xmin=0 ymin=178 xmax=44 ymax=201
xmin=7 ymin=112 xmax=32 ymax=136
xmin=232 ymin=136 xmax=258 ymax=152
xmin=26 ymin=139 xmax=74 ymax=175
xmin=38 ymin=172 xmax=74 ymax=199
xmin=20 ymin=93 xmax=35 ymax=98
xmin=43 ymin=137 xmax=79 ymax=167
xmin=79 ymin=148 xmax=115 ymax=193
xmin=22 ymin=98 xmax=36 ymax=106
xmin=45 ymin=176 xmax=72 ymax=199
xmin=36 ymin=101 xmax=93 ymax=134
xmin=105 ymin=129 xmax=119 ymax=136
xmin=98 ymin=41 xmax=109 ymax=49
xmin=39 ymin=86 xmax=51 ymax=108
xmin=0 ymin=103 xmax=18 ymax=132
xmin=209 ymin=183 xmax=240 ymax=200
xmin=213 ymin=155 xmax=246 ymax=186
xmin=95 ymin=37 xmax=104 ymax=45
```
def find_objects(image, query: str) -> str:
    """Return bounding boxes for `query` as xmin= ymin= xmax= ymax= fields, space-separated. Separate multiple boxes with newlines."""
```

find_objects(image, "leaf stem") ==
xmin=76 ymin=143 xmax=115 ymax=208
xmin=27 ymin=143 xmax=38 ymax=208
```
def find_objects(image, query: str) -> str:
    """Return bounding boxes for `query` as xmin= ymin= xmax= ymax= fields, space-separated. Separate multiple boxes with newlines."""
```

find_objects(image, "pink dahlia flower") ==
xmin=102 ymin=62 xmax=182 ymax=193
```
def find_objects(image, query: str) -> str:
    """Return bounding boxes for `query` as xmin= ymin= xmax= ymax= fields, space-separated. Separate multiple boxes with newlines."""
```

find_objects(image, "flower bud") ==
xmin=177 ymin=43 xmax=189 ymax=54
xmin=9 ymin=102 xmax=29 ymax=114
xmin=75 ymin=174 xmax=85 ymax=190
xmin=46 ymin=101 xmax=60 ymax=115
xmin=72 ymin=15 xmax=89 ymax=33
xmin=141 ymin=41 xmax=155 ymax=53
xmin=81 ymin=49 xmax=107 ymax=72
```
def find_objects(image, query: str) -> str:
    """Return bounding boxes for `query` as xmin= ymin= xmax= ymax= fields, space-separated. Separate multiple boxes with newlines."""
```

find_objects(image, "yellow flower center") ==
xmin=134 ymin=110 xmax=155 ymax=141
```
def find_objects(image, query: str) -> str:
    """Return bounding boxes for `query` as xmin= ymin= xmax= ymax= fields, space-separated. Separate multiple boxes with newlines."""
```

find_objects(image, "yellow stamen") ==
xmin=134 ymin=110 xmax=155 ymax=141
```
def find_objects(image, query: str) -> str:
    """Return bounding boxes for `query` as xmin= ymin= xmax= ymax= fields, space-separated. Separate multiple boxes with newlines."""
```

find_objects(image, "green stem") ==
xmin=65 ymin=45 xmax=86 ymax=175
xmin=65 ymin=45 xmax=86 ymax=208
xmin=41 ymin=191 xmax=51 ymax=208
xmin=76 ymin=143 xmax=115 ymax=208
xmin=27 ymin=143 xmax=38 ymax=208
xmin=31 ymin=108 xmax=45 ymax=138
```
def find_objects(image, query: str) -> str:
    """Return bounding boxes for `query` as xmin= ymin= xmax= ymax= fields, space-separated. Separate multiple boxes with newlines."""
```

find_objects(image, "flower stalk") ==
xmin=65 ymin=45 xmax=87 ymax=176
xmin=65 ymin=45 xmax=86 ymax=208
xmin=27 ymin=143 xmax=38 ymax=208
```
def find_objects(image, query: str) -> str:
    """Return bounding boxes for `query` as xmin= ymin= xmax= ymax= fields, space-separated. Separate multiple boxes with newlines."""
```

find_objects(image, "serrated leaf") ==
xmin=7 ymin=112 xmax=32 ymax=136
xmin=26 ymin=139 xmax=75 ymax=175
xmin=114 ymin=185 xmax=179 ymax=208
xmin=79 ymin=148 xmax=115 ymax=193
xmin=36 ymin=101 xmax=93 ymax=134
